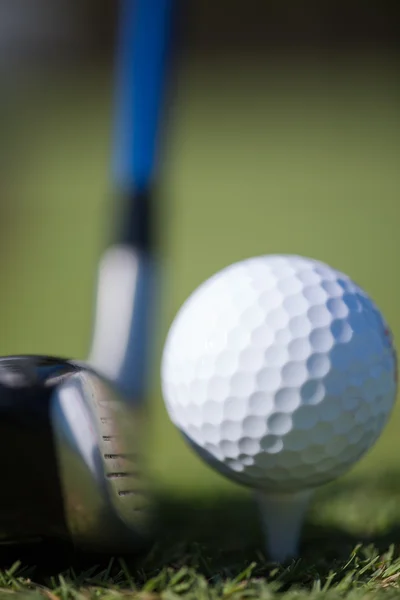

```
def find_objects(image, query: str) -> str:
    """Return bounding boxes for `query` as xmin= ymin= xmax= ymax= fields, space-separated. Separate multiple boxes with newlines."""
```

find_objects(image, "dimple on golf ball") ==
xmin=161 ymin=255 xmax=397 ymax=493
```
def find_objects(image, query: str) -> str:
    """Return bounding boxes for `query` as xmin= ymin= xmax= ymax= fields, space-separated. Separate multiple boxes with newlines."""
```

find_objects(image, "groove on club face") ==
xmin=51 ymin=365 xmax=150 ymax=553
xmin=95 ymin=388 xmax=148 ymax=514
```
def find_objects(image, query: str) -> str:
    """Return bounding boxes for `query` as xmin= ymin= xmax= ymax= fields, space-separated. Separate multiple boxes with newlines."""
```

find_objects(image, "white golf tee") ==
xmin=255 ymin=489 xmax=313 ymax=562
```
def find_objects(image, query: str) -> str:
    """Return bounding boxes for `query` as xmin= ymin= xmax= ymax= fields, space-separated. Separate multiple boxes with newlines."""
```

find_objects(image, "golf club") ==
xmin=0 ymin=0 xmax=175 ymax=560
xmin=0 ymin=355 xmax=147 ymax=554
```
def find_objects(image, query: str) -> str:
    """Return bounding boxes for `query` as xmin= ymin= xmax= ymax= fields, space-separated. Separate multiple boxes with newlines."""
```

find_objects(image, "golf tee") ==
xmin=255 ymin=489 xmax=313 ymax=563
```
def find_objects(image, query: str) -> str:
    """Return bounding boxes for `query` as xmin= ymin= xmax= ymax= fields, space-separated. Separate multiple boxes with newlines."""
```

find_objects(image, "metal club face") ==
xmin=0 ymin=355 xmax=150 ymax=554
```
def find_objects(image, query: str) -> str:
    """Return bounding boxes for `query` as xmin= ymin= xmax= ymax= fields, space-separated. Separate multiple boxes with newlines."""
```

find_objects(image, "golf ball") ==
xmin=161 ymin=255 xmax=397 ymax=493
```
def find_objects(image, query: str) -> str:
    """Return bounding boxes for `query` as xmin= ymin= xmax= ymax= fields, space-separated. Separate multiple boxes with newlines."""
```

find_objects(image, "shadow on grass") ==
xmin=152 ymin=471 xmax=400 ymax=559
xmin=3 ymin=470 xmax=400 ymax=584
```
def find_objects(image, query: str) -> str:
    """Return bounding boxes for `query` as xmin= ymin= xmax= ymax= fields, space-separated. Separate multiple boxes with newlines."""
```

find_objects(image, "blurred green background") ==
xmin=1 ymin=1 xmax=400 ymax=508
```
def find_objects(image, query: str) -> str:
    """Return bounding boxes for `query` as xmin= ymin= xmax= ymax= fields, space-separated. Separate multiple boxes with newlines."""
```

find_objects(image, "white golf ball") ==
xmin=161 ymin=255 xmax=397 ymax=493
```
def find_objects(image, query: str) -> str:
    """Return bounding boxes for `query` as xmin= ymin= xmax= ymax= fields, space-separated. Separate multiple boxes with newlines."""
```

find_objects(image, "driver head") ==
xmin=0 ymin=355 xmax=150 ymax=555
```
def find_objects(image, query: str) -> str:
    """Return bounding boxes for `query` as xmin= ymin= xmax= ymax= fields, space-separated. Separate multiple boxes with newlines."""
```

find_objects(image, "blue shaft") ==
xmin=89 ymin=0 xmax=175 ymax=401
xmin=105 ymin=0 xmax=174 ymax=400
xmin=113 ymin=0 xmax=174 ymax=198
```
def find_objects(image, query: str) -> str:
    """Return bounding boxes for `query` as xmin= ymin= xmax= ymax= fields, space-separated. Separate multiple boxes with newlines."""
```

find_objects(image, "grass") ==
xmin=1 ymin=53 xmax=400 ymax=597
xmin=6 ymin=479 xmax=400 ymax=598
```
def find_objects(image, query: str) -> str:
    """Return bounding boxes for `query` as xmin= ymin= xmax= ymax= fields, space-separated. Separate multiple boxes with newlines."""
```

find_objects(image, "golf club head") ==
xmin=0 ymin=355 xmax=150 ymax=555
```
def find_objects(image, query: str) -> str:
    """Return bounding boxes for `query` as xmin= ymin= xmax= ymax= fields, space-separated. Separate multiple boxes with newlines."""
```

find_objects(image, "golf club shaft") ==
xmin=90 ymin=0 xmax=175 ymax=402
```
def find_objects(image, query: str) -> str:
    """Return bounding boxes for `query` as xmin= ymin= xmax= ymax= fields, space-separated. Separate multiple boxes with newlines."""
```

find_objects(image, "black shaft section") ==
xmin=119 ymin=187 xmax=155 ymax=250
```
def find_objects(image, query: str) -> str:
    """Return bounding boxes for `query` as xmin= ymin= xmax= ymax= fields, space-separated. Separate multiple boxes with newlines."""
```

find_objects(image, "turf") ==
xmin=6 ymin=482 xmax=400 ymax=599
xmin=1 ymin=54 xmax=400 ymax=598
